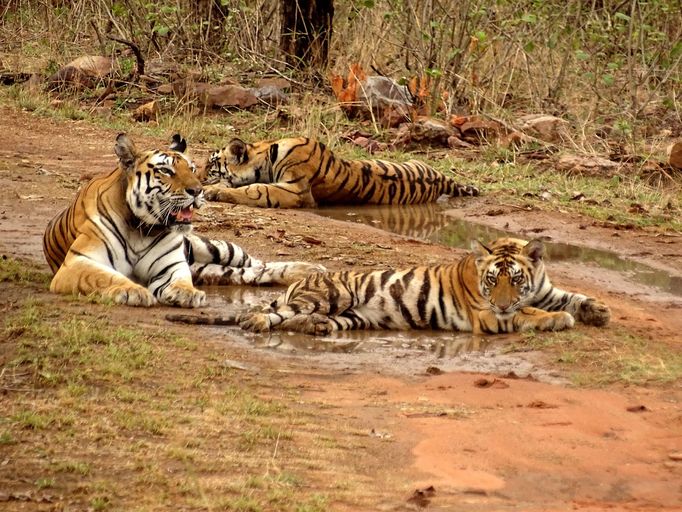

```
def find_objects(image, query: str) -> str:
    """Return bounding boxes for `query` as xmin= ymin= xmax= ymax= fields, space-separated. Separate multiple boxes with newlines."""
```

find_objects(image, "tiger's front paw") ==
xmin=239 ymin=312 xmax=272 ymax=332
xmin=460 ymin=184 xmax=480 ymax=196
xmin=104 ymin=284 xmax=156 ymax=307
xmin=160 ymin=283 xmax=206 ymax=308
xmin=537 ymin=311 xmax=575 ymax=331
xmin=204 ymin=185 xmax=235 ymax=203
xmin=280 ymin=313 xmax=333 ymax=335
xmin=577 ymin=299 xmax=611 ymax=327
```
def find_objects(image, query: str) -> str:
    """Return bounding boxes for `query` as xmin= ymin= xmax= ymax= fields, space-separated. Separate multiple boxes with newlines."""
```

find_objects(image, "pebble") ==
xmin=668 ymin=452 xmax=682 ymax=461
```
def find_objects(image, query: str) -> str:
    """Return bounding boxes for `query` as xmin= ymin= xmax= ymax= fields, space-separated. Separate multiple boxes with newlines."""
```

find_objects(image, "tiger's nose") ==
xmin=186 ymin=186 xmax=203 ymax=197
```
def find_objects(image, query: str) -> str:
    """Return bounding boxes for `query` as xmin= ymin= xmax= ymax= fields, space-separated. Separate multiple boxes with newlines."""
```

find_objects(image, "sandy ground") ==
xmin=1 ymin=106 xmax=681 ymax=511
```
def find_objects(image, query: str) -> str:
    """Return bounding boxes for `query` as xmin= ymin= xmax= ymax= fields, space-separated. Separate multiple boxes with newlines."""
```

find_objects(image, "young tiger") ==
xmin=202 ymin=137 xmax=479 ymax=208
xmin=238 ymin=237 xmax=610 ymax=334
xmin=43 ymin=133 xmax=324 ymax=307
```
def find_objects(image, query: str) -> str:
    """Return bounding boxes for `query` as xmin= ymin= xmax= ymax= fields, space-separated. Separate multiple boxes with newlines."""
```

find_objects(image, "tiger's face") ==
xmin=115 ymin=134 xmax=204 ymax=230
xmin=203 ymin=138 xmax=273 ymax=187
xmin=473 ymin=237 xmax=545 ymax=317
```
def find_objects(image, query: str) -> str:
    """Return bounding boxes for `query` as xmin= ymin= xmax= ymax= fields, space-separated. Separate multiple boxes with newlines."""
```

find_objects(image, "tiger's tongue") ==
xmin=174 ymin=207 xmax=193 ymax=222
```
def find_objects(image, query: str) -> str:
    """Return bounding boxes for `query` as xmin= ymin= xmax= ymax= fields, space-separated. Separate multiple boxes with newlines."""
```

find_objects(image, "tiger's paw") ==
xmin=204 ymin=185 xmax=234 ymax=203
xmin=104 ymin=284 xmax=156 ymax=307
xmin=577 ymin=299 xmax=611 ymax=327
xmin=458 ymin=184 xmax=480 ymax=197
xmin=280 ymin=313 xmax=333 ymax=335
xmin=160 ymin=283 xmax=206 ymax=308
xmin=537 ymin=311 xmax=575 ymax=331
xmin=239 ymin=312 xmax=272 ymax=332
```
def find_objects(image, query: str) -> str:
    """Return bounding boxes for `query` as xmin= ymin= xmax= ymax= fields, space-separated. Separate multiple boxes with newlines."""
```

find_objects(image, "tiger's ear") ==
xmin=170 ymin=133 xmax=187 ymax=153
xmin=226 ymin=138 xmax=248 ymax=164
xmin=471 ymin=240 xmax=492 ymax=265
xmin=523 ymin=239 xmax=545 ymax=263
xmin=114 ymin=133 xmax=138 ymax=170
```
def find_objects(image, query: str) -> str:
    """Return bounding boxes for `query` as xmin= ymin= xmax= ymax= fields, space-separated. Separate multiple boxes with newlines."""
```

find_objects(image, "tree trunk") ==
xmin=280 ymin=0 xmax=334 ymax=69
xmin=191 ymin=0 xmax=229 ymax=49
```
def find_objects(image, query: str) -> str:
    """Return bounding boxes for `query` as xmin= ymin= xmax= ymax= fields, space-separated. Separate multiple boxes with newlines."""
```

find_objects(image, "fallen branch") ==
xmin=107 ymin=34 xmax=145 ymax=78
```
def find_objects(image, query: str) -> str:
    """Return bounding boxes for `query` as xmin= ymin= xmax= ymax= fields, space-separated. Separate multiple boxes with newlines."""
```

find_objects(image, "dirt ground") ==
xmin=1 ymin=106 xmax=681 ymax=511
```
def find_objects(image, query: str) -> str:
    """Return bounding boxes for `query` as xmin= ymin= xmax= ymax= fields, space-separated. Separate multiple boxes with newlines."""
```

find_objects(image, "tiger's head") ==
xmin=115 ymin=133 xmax=204 ymax=231
xmin=472 ymin=237 xmax=546 ymax=317
xmin=203 ymin=138 xmax=274 ymax=187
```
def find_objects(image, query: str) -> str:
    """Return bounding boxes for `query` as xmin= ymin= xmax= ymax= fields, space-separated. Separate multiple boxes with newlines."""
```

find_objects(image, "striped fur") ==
xmin=239 ymin=237 xmax=610 ymax=334
xmin=202 ymin=137 xmax=479 ymax=208
xmin=43 ymin=134 xmax=324 ymax=307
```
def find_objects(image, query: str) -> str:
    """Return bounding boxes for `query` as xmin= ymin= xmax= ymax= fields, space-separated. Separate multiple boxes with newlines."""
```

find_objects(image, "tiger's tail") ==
xmin=191 ymin=261 xmax=326 ymax=286
xmin=444 ymin=177 xmax=480 ymax=198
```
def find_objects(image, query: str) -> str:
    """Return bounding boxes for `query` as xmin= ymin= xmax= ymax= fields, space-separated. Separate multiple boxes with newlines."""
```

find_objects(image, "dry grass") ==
xmin=0 ymin=260 xmax=382 ymax=510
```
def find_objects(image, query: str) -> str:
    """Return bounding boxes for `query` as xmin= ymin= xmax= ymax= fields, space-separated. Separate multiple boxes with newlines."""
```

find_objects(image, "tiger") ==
xmin=43 ymin=133 xmax=324 ymax=307
xmin=237 ymin=237 xmax=611 ymax=334
xmin=202 ymin=137 xmax=479 ymax=208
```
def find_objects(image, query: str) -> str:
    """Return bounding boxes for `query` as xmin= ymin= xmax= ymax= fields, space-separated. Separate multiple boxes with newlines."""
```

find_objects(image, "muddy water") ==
xmin=203 ymin=287 xmax=567 ymax=382
xmin=313 ymin=204 xmax=682 ymax=297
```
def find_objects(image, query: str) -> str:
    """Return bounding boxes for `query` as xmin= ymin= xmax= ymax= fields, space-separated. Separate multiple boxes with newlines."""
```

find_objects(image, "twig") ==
xmin=107 ymin=34 xmax=145 ymax=78
xmin=89 ymin=19 xmax=106 ymax=55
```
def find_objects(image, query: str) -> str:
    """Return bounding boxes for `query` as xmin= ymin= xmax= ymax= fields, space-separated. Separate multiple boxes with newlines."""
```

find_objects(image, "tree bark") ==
xmin=191 ymin=0 xmax=229 ymax=49
xmin=280 ymin=0 xmax=334 ymax=69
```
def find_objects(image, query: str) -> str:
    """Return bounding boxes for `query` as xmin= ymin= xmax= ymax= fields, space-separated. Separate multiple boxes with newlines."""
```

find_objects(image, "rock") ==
xmin=450 ymin=115 xmax=504 ymax=144
xmin=518 ymin=114 xmax=569 ymax=142
xmin=447 ymin=135 xmax=474 ymax=149
xmin=172 ymin=79 xmax=259 ymax=109
xmin=256 ymin=77 xmax=293 ymax=90
xmin=202 ymin=84 xmax=259 ymax=109
xmin=394 ymin=117 xmax=456 ymax=148
xmin=358 ymin=75 xmax=412 ymax=111
xmin=156 ymin=83 xmax=173 ymax=95
xmin=669 ymin=452 xmax=682 ymax=461
xmin=556 ymin=154 xmax=620 ymax=176
xmin=251 ymin=84 xmax=288 ymax=106
xmin=65 ymin=56 xmax=115 ymax=78
xmin=46 ymin=55 xmax=115 ymax=92
xmin=132 ymin=100 xmax=160 ymax=122
xmin=667 ymin=141 xmax=682 ymax=169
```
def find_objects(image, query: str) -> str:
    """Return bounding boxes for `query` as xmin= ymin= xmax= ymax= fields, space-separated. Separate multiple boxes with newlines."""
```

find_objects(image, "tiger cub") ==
xmin=238 ymin=237 xmax=610 ymax=334
xmin=202 ymin=137 xmax=479 ymax=208
xmin=43 ymin=133 xmax=324 ymax=307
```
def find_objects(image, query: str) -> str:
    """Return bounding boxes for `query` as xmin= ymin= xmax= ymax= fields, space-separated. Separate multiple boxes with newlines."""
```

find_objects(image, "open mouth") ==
xmin=170 ymin=205 xmax=194 ymax=224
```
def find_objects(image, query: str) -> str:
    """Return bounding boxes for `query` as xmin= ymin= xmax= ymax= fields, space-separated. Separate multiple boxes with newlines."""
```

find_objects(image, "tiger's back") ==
xmin=43 ymin=168 xmax=123 ymax=274
xmin=203 ymin=137 xmax=479 ymax=208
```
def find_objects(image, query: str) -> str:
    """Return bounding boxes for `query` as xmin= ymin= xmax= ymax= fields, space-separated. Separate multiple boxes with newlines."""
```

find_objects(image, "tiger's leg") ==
xmin=51 ymin=250 xmax=156 ymax=307
xmin=186 ymin=234 xmax=325 ymax=286
xmin=239 ymin=275 xmax=356 ymax=332
xmin=136 ymin=236 xmax=205 ymax=308
xmin=204 ymin=182 xmax=315 ymax=208
xmin=478 ymin=307 xmax=575 ymax=333
xmin=533 ymin=287 xmax=610 ymax=327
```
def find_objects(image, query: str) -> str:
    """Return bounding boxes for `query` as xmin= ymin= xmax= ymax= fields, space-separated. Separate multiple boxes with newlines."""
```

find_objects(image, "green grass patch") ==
xmin=508 ymin=327 xmax=682 ymax=385
xmin=0 ymin=256 xmax=51 ymax=285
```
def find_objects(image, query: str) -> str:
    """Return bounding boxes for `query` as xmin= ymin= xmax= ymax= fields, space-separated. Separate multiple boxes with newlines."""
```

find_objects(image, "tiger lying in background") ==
xmin=43 ymin=133 xmax=324 ymax=307
xmin=202 ymin=137 xmax=479 ymax=208
xmin=238 ymin=237 xmax=610 ymax=334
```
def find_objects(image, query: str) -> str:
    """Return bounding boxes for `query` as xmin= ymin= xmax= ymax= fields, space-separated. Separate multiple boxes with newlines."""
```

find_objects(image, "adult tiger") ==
xmin=43 ymin=133 xmax=324 ymax=307
xmin=238 ymin=237 xmax=610 ymax=334
xmin=202 ymin=137 xmax=479 ymax=208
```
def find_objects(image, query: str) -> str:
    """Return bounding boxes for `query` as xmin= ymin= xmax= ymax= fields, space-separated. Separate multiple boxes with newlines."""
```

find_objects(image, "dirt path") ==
xmin=1 ymin=106 xmax=681 ymax=511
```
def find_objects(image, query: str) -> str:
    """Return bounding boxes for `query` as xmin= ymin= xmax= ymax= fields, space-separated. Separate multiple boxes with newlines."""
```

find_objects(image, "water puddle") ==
xmin=202 ymin=287 xmax=566 ymax=383
xmin=198 ymin=204 xmax=677 ymax=378
xmin=205 ymin=286 xmax=496 ymax=358
xmin=312 ymin=204 xmax=682 ymax=297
